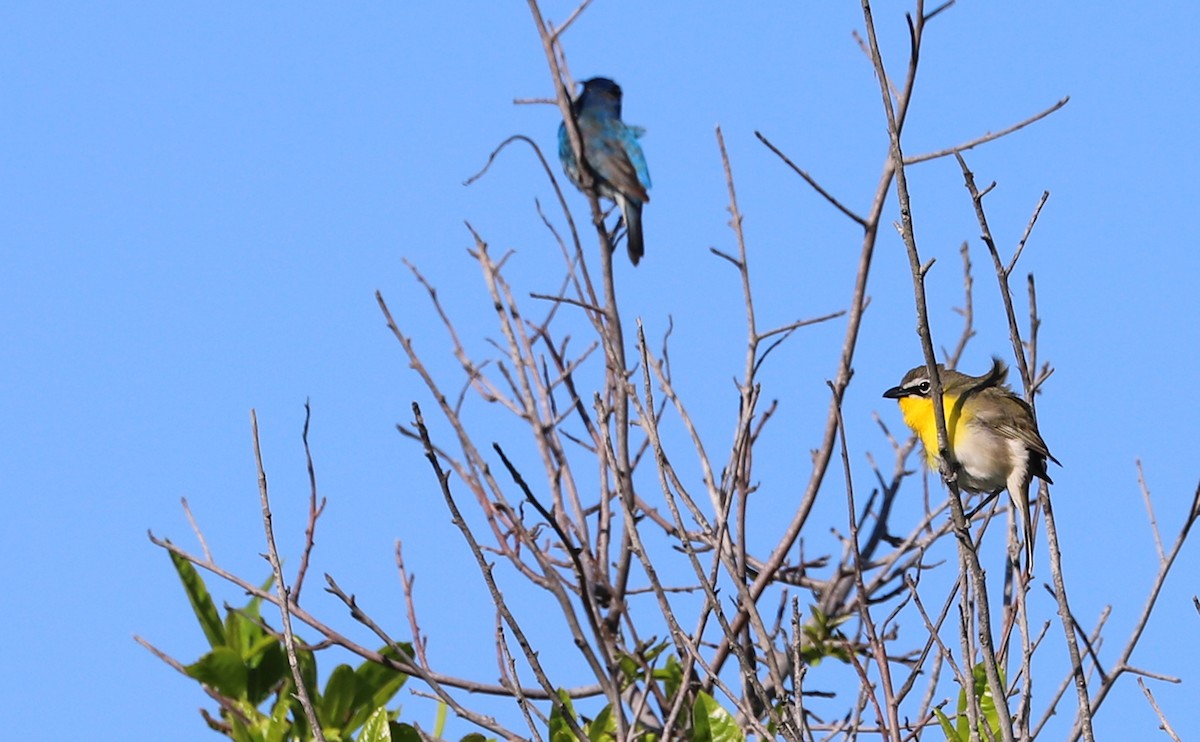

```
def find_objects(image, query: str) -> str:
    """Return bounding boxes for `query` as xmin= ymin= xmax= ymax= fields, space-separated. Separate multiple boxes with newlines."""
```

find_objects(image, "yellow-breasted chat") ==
xmin=883 ymin=357 xmax=1059 ymax=570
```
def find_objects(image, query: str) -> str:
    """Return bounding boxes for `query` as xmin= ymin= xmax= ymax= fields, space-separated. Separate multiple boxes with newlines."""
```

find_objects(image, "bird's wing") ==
xmin=587 ymin=124 xmax=650 ymax=203
xmin=970 ymin=392 xmax=1056 ymax=462
xmin=624 ymin=126 xmax=652 ymax=192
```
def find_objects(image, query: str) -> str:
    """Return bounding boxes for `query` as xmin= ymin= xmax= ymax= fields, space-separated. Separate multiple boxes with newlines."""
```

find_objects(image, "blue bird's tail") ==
xmin=619 ymin=194 xmax=644 ymax=265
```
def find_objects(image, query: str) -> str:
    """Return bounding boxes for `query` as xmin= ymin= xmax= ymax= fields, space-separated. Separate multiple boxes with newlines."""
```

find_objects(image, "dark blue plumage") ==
xmin=558 ymin=77 xmax=652 ymax=265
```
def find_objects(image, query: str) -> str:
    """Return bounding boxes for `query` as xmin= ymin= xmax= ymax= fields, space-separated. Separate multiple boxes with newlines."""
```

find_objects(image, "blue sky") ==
xmin=2 ymin=2 xmax=1198 ymax=739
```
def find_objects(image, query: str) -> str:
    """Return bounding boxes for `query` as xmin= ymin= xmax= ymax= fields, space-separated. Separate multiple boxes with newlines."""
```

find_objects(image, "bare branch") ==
xmin=1138 ymin=678 xmax=1183 ymax=742
xmin=1138 ymin=460 xmax=1165 ymax=562
xmin=904 ymin=97 xmax=1070 ymax=165
xmin=755 ymin=131 xmax=867 ymax=226
xmin=410 ymin=401 xmax=583 ymax=739
xmin=943 ymin=242 xmax=974 ymax=370
xmin=250 ymin=410 xmax=326 ymax=742
xmin=547 ymin=0 xmax=593 ymax=42
xmin=1069 ymin=482 xmax=1200 ymax=740
xmin=293 ymin=399 xmax=327 ymax=603
xmin=181 ymin=497 xmax=212 ymax=564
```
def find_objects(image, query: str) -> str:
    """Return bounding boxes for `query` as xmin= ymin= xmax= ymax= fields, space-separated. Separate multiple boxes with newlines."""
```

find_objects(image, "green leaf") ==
xmin=186 ymin=646 xmax=249 ymax=699
xmin=168 ymin=548 xmax=225 ymax=648
xmin=548 ymin=689 xmax=578 ymax=742
xmin=227 ymin=602 xmax=276 ymax=661
xmin=948 ymin=663 xmax=1007 ymax=740
xmin=797 ymin=606 xmax=853 ymax=668
xmin=652 ymin=655 xmax=684 ymax=701
xmin=433 ymin=700 xmax=447 ymax=739
xmin=247 ymin=571 xmax=275 ymax=620
xmin=642 ymin=642 xmax=667 ymax=665
xmin=617 ymin=653 xmax=641 ymax=684
xmin=245 ymin=638 xmax=289 ymax=706
xmin=586 ymin=704 xmax=617 ymax=741
xmin=691 ymin=692 xmax=744 ymax=742
xmin=224 ymin=603 xmax=262 ymax=659
xmin=230 ymin=713 xmax=266 ymax=742
xmin=264 ymin=695 xmax=294 ymax=742
xmin=954 ymin=671 xmax=969 ymax=741
xmin=616 ymin=642 xmax=669 ymax=687
xmin=357 ymin=644 xmax=412 ymax=704
xmin=297 ymin=645 xmax=319 ymax=699
xmin=972 ymin=663 xmax=1005 ymax=737
xmin=344 ymin=645 xmax=411 ymax=732
xmin=356 ymin=707 xmax=392 ymax=742
xmin=389 ymin=723 xmax=422 ymax=742
xmin=321 ymin=664 xmax=358 ymax=729
xmin=933 ymin=707 xmax=961 ymax=741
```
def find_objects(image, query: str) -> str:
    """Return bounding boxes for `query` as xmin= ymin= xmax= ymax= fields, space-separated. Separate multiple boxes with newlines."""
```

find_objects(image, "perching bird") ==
xmin=883 ymin=358 xmax=1060 ymax=570
xmin=558 ymin=77 xmax=652 ymax=265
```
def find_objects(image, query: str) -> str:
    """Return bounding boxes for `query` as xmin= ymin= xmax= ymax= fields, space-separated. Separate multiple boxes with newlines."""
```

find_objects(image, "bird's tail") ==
xmin=1010 ymin=481 xmax=1035 ymax=574
xmin=621 ymin=196 xmax=644 ymax=266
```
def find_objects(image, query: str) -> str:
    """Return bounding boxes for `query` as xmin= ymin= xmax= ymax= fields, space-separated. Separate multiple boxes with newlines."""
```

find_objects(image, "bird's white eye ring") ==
xmin=917 ymin=381 xmax=931 ymax=394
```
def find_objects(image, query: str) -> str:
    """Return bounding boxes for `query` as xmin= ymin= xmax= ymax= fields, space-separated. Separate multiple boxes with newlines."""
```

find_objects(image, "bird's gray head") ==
xmin=883 ymin=358 xmax=1009 ymax=399
xmin=883 ymin=364 xmax=942 ymax=399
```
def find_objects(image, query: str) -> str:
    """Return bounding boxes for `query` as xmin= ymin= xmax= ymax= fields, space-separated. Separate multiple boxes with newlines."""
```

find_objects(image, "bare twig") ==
xmin=250 ymin=410 xmax=326 ymax=742
xmin=1007 ymin=191 xmax=1051 ymax=277
xmin=831 ymin=381 xmax=901 ymax=742
xmin=1138 ymin=460 xmax=1165 ymax=562
xmin=1032 ymin=607 xmax=1109 ymax=738
xmin=755 ymin=131 xmax=867 ymax=226
xmin=410 ymin=402 xmax=578 ymax=739
xmin=547 ymin=0 xmax=593 ymax=43
xmin=1068 ymin=483 xmax=1200 ymax=740
xmin=943 ymin=242 xmax=974 ymax=369
xmin=904 ymin=97 xmax=1069 ymax=165
xmin=1138 ymin=678 xmax=1183 ymax=742
xmin=293 ymin=399 xmax=326 ymax=603
xmin=181 ymin=497 xmax=212 ymax=564
xmin=395 ymin=543 xmax=429 ymax=668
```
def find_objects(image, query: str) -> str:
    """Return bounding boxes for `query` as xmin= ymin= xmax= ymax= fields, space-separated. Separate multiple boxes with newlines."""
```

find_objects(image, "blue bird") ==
xmin=558 ymin=77 xmax=652 ymax=265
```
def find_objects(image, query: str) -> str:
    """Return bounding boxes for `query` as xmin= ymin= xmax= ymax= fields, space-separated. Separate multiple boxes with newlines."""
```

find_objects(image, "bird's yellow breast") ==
xmin=897 ymin=394 xmax=964 ymax=468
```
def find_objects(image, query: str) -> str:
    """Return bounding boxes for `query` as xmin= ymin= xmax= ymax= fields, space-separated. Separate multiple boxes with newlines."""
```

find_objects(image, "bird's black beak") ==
xmin=882 ymin=385 xmax=906 ymax=399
